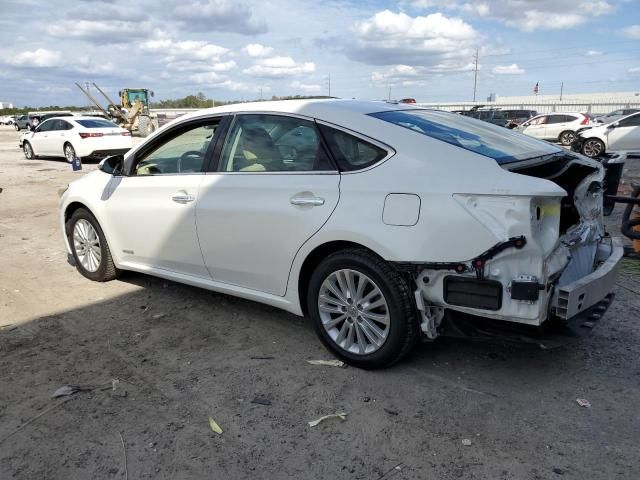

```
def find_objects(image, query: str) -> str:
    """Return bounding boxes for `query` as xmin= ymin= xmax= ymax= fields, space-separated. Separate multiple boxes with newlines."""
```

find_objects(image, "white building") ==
xmin=418 ymin=91 xmax=640 ymax=114
xmin=0 ymin=101 xmax=14 ymax=109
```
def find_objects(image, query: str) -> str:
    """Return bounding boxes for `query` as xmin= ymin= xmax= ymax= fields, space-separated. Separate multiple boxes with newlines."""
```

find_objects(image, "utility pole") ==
xmin=388 ymin=86 xmax=391 ymax=101
xmin=325 ymin=74 xmax=331 ymax=97
xmin=259 ymin=86 xmax=263 ymax=100
xmin=472 ymin=48 xmax=479 ymax=102
xmin=560 ymin=81 xmax=564 ymax=101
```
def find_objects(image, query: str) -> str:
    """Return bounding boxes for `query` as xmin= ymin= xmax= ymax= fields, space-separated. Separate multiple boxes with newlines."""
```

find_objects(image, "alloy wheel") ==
xmin=317 ymin=269 xmax=390 ymax=355
xmin=560 ymin=131 xmax=575 ymax=145
xmin=73 ymin=219 xmax=102 ymax=272
xmin=23 ymin=143 xmax=33 ymax=159
xmin=583 ymin=139 xmax=604 ymax=157
xmin=65 ymin=145 xmax=76 ymax=163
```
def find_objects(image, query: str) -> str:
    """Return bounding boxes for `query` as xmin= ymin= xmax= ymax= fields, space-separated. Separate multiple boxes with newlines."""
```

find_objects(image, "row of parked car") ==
xmin=455 ymin=106 xmax=640 ymax=158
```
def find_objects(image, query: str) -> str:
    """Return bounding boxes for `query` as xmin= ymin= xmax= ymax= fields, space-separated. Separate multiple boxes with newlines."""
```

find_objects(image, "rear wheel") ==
xmin=558 ymin=130 xmax=576 ymax=146
xmin=66 ymin=208 xmax=118 ymax=282
xmin=582 ymin=138 xmax=605 ymax=158
xmin=307 ymin=249 xmax=421 ymax=369
xmin=64 ymin=143 xmax=76 ymax=163
xmin=23 ymin=142 xmax=34 ymax=159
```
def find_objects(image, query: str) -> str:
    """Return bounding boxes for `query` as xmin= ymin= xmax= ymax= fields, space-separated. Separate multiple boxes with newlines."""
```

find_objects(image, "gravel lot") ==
xmin=1 ymin=124 xmax=639 ymax=479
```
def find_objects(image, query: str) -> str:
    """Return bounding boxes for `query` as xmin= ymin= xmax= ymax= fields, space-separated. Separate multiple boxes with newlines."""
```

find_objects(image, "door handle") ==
xmin=290 ymin=197 xmax=325 ymax=206
xmin=171 ymin=193 xmax=195 ymax=204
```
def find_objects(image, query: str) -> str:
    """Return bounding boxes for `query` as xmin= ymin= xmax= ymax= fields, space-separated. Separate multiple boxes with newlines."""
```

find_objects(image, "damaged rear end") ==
xmin=411 ymin=152 xmax=623 ymax=340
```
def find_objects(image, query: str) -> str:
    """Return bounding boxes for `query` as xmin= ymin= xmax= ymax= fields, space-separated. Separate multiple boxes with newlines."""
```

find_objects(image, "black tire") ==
xmin=307 ymin=248 xmax=421 ymax=369
xmin=558 ymin=130 xmax=576 ymax=146
xmin=581 ymin=138 xmax=606 ymax=158
xmin=23 ymin=141 xmax=34 ymax=160
xmin=138 ymin=116 xmax=153 ymax=137
xmin=15 ymin=124 xmax=20 ymax=131
xmin=63 ymin=142 xmax=76 ymax=164
xmin=66 ymin=208 xmax=119 ymax=282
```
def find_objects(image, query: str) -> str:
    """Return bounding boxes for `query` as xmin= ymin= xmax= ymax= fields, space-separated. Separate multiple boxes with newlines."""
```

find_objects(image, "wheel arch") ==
xmin=64 ymin=201 xmax=99 ymax=234
xmin=297 ymin=240 xmax=387 ymax=316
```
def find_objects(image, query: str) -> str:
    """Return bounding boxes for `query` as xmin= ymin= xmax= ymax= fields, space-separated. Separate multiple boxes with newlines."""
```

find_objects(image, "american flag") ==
xmin=533 ymin=82 xmax=539 ymax=95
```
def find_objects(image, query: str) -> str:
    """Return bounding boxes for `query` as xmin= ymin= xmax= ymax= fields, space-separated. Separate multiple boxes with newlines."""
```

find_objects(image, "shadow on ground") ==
xmin=1 ymin=271 xmax=639 ymax=479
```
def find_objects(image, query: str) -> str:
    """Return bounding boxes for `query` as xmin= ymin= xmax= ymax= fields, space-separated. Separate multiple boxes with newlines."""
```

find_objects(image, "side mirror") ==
xmin=99 ymin=154 xmax=124 ymax=175
xmin=607 ymin=122 xmax=619 ymax=129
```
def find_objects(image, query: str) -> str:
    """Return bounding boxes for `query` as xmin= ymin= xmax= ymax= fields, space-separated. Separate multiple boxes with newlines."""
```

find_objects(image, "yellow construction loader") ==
xmin=75 ymin=82 xmax=159 ymax=137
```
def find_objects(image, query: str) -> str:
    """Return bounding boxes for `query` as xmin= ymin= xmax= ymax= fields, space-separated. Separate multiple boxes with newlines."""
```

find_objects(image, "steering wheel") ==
xmin=177 ymin=150 xmax=204 ymax=173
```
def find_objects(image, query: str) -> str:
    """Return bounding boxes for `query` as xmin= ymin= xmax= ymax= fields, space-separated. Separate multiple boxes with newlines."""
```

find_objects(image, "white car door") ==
xmin=47 ymin=119 xmax=73 ymax=157
xmin=520 ymin=115 xmax=548 ymax=139
xmin=196 ymin=114 xmax=340 ymax=296
xmin=606 ymin=113 xmax=640 ymax=152
xmin=30 ymin=120 xmax=57 ymax=155
xmin=543 ymin=114 xmax=571 ymax=140
xmin=103 ymin=118 xmax=225 ymax=278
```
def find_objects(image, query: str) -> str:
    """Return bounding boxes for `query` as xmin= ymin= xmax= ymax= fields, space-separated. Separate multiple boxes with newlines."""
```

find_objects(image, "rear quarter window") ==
xmin=318 ymin=124 xmax=388 ymax=171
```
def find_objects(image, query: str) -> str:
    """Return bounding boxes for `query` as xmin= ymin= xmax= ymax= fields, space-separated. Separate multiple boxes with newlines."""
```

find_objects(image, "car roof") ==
xmin=177 ymin=99 xmax=419 ymax=123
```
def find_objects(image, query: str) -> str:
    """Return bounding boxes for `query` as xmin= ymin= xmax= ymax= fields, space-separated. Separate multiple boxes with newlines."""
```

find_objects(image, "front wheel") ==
xmin=14 ymin=124 xmax=20 ymax=131
xmin=66 ymin=208 xmax=119 ymax=282
xmin=23 ymin=142 xmax=34 ymax=159
xmin=307 ymin=249 xmax=421 ymax=369
xmin=582 ymin=138 xmax=605 ymax=158
xmin=558 ymin=130 xmax=576 ymax=146
xmin=64 ymin=143 xmax=76 ymax=163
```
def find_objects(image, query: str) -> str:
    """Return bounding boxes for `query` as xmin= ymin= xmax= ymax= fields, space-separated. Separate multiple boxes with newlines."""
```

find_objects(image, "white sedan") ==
xmin=573 ymin=111 xmax=640 ymax=157
xmin=20 ymin=116 xmax=133 ymax=163
xmin=59 ymin=100 xmax=622 ymax=368
xmin=514 ymin=112 xmax=591 ymax=146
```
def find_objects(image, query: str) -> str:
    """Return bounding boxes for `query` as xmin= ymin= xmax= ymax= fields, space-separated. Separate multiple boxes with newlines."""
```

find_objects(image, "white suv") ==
xmin=515 ymin=112 xmax=590 ymax=146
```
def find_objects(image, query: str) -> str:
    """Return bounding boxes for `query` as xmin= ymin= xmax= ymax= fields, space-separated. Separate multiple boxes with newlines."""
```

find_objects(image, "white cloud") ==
xmin=348 ymin=11 xmax=481 ymax=71
xmin=172 ymin=0 xmax=267 ymax=34
xmin=140 ymin=39 xmax=229 ymax=62
xmin=586 ymin=49 xmax=603 ymax=56
xmin=242 ymin=43 xmax=275 ymax=57
xmin=8 ymin=48 xmax=63 ymax=68
xmin=47 ymin=20 xmax=153 ymax=43
xmin=492 ymin=63 xmax=525 ymax=74
xmin=628 ymin=67 xmax=640 ymax=74
xmin=623 ymin=25 xmax=640 ymax=39
xmin=411 ymin=0 xmax=614 ymax=31
xmin=290 ymin=81 xmax=323 ymax=93
xmin=244 ymin=56 xmax=315 ymax=78
xmin=371 ymin=65 xmax=429 ymax=86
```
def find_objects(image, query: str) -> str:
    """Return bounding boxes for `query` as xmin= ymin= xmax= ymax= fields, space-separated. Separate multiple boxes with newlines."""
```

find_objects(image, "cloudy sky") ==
xmin=0 ymin=0 xmax=639 ymax=107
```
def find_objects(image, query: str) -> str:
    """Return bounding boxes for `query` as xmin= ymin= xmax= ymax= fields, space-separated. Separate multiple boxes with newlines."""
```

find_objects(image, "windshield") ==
xmin=369 ymin=109 xmax=561 ymax=164
xmin=76 ymin=119 xmax=118 ymax=128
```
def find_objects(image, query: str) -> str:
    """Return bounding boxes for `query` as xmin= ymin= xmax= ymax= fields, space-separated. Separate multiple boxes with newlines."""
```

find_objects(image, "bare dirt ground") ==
xmin=1 ymin=124 xmax=639 ymax=479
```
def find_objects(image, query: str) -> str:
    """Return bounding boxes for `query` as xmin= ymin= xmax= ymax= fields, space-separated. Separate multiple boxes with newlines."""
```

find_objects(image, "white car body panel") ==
xmin=196 ymin=172 xmax=340 ymax=296
xmin=59 ymin=99 xmax=621 ymax=327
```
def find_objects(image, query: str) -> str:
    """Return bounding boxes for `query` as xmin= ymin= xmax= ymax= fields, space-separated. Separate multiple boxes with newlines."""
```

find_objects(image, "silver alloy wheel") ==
xmin=560 ymin=131 xmax=575 ymax=145
xmin=23 ymin=143 xmax=33 ymax=159
xmin=583 ymin=139 xmax=604 ymax=157
xmin=64 ymin=144 xmax=75 ymax=163
xmin=73 ymin=219 xmax=102 ymax=273
xmin=318 ymin=269 xmax=390 ymax=355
